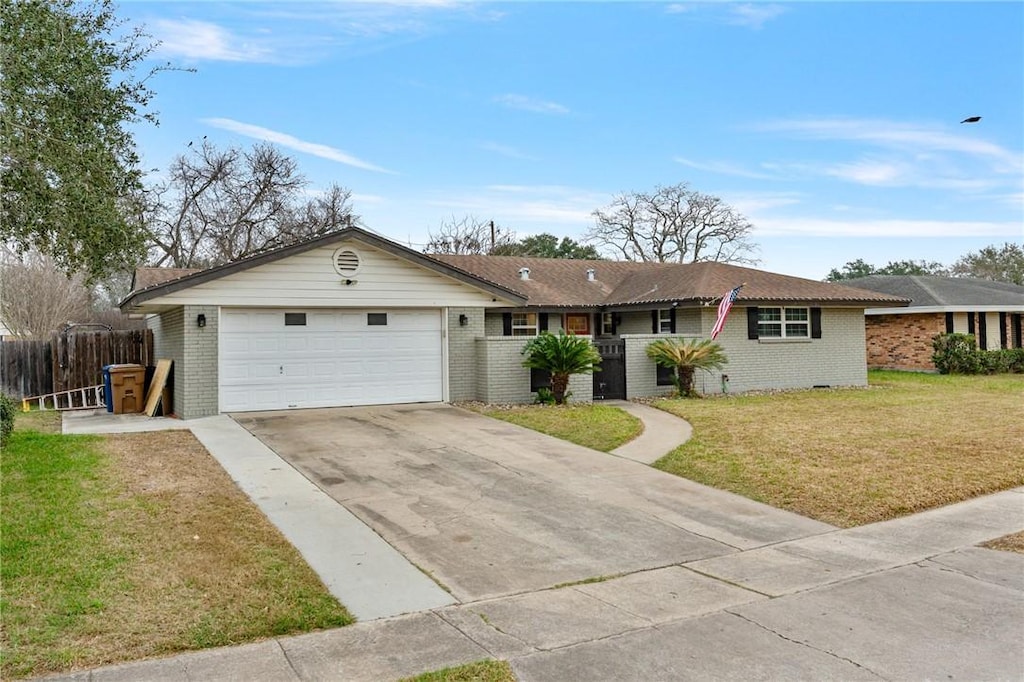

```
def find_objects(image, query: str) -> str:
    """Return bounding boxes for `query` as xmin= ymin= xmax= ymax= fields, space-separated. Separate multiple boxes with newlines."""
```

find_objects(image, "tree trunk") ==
xmin=551 ymin=372 xmax=570 ymax=405
xmin=677 ymin=366 xmax=696 ymax=397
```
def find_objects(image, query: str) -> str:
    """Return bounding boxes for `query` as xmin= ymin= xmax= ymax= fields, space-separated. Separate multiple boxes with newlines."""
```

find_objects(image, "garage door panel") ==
xmin=220 ymin=308 xmax=443 ymax=412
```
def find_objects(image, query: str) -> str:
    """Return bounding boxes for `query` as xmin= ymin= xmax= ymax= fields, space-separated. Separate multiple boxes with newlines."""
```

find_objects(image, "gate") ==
xmin=594 ymin=339 xmax=625 ymax=400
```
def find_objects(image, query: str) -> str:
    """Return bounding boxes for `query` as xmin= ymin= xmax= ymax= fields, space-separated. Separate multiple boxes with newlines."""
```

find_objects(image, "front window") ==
xmin=758 ymin=307 xmax=809 ymax=338
xmin=658 ymin=309 xmax=673 ymax=333
xmin=600 ymin=312 xmax=615 ymax=336
xmin=512 ymin=312 xmax=538 ymax=336
xmin=565 ymin=313 xmax=590 ymax=335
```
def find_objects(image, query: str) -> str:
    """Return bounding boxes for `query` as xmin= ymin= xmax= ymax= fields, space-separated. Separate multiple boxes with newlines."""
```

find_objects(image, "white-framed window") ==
xmin=600 ymin=312 xmax=615 ymax=336
xmin=658 ymin=309 xmax=673 ymax=333
xmin=758 ymin=307 xmax=809 ymax=338
xmin=511 ymin=312 xmax=539 ymax=336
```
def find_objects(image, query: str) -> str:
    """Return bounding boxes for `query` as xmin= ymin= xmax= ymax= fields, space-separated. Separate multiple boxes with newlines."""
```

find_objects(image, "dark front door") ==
xmin=594 ymin=340 xmax=626 ymax=400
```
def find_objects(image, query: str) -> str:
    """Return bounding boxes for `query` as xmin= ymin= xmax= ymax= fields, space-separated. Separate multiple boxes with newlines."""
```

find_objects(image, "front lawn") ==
xmin=653 ymin=371 xmax=1024 ymax=527
xmin=1 ymin=415 xmax=353 ymax=679
xmin=475 ymin=403 xmax=643 ymax=452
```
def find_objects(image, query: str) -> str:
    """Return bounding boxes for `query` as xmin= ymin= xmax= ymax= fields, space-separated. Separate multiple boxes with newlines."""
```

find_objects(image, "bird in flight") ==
xmin=960 ymin=116 xmax=982 ymax=124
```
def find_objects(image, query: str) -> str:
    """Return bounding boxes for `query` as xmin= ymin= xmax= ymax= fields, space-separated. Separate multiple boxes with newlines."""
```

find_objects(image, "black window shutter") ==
xmin=945 ymin=312 xmax=954 ymax=334
xmin=746 ymin=307 xmax=759 ymax=339
xmin=999 ymin=312 xmax=1008 ymax=349
xmin=539 ymin=313 xmax=549 ymax=332
xmin=810 ymin=308 xmax=822 ymax=339
xmin=612 ymin=313 xmax=620 ymax=335
xmin=669 ymin=308 xmax=677 ymax=334
xmin=502 ymin=313 xmax=512 ymax=336
xmin=651 ymin=310 xmax=659 ymax=333
xmin=968 ymin=312 xmax=976 ymax=335
xmin=978 ymin=312 xmax=987 ymax=349
xmin=593 ymin=312 xmax=600 ymax=335
xmin=1013 ymin=314 xmax=1023 ymax=349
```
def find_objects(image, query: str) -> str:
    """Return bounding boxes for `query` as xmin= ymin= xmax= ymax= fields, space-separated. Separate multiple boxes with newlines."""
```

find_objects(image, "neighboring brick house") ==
xmin=848 ymin=275 xmax=1024 ymax=371
xmin=121 ymin=227 xmax=906 ymax=418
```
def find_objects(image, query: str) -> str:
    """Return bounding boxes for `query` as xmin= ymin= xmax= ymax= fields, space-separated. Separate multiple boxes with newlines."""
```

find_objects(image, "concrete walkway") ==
xmin=606 ymin=399 xmax=692 ymax=463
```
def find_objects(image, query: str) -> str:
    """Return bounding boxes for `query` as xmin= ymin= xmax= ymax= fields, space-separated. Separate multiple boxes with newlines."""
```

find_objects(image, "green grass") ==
xmin=1 ymin=415 xmax=353 ymax=679
xmin=652 ymin=371 xmax=1024 ymax=527
xmin=401 ymin=659 xmax=516 ymax=682
xmin=477 ymin=404 xmax=643 ymax=452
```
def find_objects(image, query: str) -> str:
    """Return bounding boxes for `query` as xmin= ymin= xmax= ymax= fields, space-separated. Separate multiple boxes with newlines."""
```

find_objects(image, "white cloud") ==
xmin=479 ymin=142 xmax=537 ymax=161
xmin=151 ymin=19 xmax=276 ymax=63
xmin=203 ymin=118 xmax=396 ymax=174
xmin=727 ymin=4 xmax=787 ymax=29
xmin=494 ymin=94 xmax=570 ymax=115
xmin=752 ymin=216 xmax=1020 ymax=239
xmin=427 ymin=185 xmax=606 ymax=226
xmin=674 ymin=157 xmax=779 ymax=180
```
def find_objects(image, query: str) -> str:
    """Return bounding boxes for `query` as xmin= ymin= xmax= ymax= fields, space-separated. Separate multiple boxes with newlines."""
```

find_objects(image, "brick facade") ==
xmin=865 ymin=313 xmax=945 ymax=371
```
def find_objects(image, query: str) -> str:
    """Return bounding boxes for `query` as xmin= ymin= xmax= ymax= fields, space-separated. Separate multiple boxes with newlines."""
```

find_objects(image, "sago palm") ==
xmin=521 ymin=331 xmax=602 ymax=405
xmin=645 ymin=338 xmax=728 ymax=397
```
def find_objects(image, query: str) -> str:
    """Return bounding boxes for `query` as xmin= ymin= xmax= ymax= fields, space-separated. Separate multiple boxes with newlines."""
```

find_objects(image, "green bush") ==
xmin=0 ymin=393 xmax=16 ymax=446
xmin=933 ymin=333 xmax=1024 ymax=375
xmin=932 ymin=333 xmax=981 ymax=374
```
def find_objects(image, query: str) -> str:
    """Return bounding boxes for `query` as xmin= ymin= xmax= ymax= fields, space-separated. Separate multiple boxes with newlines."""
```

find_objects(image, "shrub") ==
xmin=932 ymin=333 xmax=981 ymax=374
xmin=0 ymin=394 xmax=16 ymax=446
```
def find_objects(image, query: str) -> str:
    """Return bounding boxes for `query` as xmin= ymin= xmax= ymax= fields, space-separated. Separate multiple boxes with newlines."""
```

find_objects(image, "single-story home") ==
xmin=121 ymin=227 xmax=907 ymax=418
xmin=849 ymin=275 xmax=1024 ymax=371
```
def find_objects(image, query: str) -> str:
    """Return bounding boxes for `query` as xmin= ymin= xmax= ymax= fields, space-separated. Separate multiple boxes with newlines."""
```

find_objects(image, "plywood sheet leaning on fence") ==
xmin=144 ymin=359 xmax=173 ymax=417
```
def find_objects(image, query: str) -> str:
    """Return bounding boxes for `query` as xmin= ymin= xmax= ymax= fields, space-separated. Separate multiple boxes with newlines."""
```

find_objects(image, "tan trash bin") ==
xmin=107 ymin=364 xmax=146 ymax=414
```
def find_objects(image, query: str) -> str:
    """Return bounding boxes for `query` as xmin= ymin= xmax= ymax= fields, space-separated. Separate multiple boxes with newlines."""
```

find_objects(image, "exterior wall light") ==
xmin=197 ymin=314 xmax=206 ymax=328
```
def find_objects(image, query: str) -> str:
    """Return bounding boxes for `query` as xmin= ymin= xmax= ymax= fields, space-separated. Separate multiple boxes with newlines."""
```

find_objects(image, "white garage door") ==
xmin=220 ymin=308 xmax=444 ymax=412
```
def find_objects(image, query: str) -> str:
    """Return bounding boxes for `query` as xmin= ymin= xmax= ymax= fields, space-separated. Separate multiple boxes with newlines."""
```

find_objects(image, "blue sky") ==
xmin=122 ymin=1 xmax=1023 ymax=280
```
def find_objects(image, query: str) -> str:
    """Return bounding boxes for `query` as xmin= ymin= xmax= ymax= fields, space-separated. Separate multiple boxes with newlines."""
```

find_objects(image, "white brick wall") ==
xmin=180 ymin=305 xmax=219 ymax=419
xmin=147 ymin=308 xmax=185 ymax=415
xmin=447 ymin=307 xmax=484 ymax=401
xmin=475 ymin=336 xmax=594 ymax=404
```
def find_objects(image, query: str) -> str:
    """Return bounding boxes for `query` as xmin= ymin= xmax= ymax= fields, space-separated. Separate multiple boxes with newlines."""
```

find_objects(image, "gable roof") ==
xmin=433 ymin=255 xmax=909 ymax=308
xmin=848 ymin=275 xmax=1024 ymax=309
xmin=121 ymin=227 xmax=527 ymax=310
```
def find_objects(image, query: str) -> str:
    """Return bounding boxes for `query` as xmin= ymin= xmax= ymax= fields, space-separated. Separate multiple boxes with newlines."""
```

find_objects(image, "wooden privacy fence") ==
xmin=1 ymin=329 xmax=153 ymax=399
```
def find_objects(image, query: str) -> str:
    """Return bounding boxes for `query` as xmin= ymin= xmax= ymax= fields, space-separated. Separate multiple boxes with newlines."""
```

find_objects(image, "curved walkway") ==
xmin=606 ymin=399 xmax=693 ymax=464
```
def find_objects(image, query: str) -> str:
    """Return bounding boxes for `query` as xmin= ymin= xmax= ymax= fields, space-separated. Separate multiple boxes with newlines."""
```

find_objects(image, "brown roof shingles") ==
xmin=432 ymin=256 xmax=908 ymax=307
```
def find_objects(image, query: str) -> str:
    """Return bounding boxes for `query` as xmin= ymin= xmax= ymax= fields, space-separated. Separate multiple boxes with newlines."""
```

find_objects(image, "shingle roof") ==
xmin=846 ymin=275 xmax=1024 ymax=307
xmin=131 ymin=267 xmax=201 ymax=292
xmin=433 ymin=255 xmax=909 ymax=307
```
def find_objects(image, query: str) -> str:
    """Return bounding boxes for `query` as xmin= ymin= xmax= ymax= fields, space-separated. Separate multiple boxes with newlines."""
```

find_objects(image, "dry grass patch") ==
xmin=2 ymin=425 xmax=352 ymax=679
xmin=981 ymin=531 xmax=1024 ymax=555
xmin=653 ymin=371 xmax=1024 ymax=527
xmin=402 ymin=659 xmax=516 ymax=682
xmin=474 ymin=404 xmax=642 ymax=452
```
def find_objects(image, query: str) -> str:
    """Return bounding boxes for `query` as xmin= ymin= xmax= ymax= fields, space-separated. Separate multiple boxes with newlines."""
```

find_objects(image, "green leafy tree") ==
xmin=493 ymin=233 xmax=602 ymax=259
xmin=951 ymin=242 xmax=1024 ymax=286
xmin=521 ymin=331 xmax=602 ymax=405
xmin=645 ymin=338 xmax=728 ymax=398
xmin=825 ymin=258 xmax=948 ymax=281
xmin=1 ymin=0 xmax=163 ymax=280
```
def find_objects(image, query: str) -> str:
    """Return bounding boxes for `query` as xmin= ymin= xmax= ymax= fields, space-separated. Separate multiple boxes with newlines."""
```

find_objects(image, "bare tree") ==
xmin=586 ymin=183 xmax=759 ymax=264
xmin=144 ymin=141 xmax=359 ymax=268
xmin=0 ymin=252 xmax=92 ymax=337
xmin=424 ymin=215 xmax=516 ymax=255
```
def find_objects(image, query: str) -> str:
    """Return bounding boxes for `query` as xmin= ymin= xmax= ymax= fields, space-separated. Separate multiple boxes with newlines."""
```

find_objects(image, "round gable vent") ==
xmin=332 ymin=248 xmax=361 ymax=277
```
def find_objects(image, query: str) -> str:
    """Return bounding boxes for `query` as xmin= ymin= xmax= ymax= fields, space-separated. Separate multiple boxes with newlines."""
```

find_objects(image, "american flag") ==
xmin=710 ymin=284 xmax=744 ymax=340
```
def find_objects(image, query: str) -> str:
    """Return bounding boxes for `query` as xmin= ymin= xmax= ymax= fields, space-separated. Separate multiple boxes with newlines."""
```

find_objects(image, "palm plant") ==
xmin=646 ymin=338 xmax=728 ymax=398
xmin=521 ymin=331 xmax=602 ymax=405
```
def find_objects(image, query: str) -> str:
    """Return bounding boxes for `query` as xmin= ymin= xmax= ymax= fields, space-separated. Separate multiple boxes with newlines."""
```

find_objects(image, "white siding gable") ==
xmin=140 ymin=241 xmax=508 ymax=309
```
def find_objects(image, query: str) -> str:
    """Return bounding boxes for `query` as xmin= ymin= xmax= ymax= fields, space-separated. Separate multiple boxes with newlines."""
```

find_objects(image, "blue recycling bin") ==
xmin=102 ymin=364 xmax=114 ymax=412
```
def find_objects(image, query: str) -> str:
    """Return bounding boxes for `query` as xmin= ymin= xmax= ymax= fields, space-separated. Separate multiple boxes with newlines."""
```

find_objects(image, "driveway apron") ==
xmin=234 ymin=404 xmax=832 ymax=603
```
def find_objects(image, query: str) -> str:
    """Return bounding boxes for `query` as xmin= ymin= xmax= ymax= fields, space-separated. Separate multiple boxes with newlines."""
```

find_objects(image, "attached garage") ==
xmin=219 ymin=308 xmax=443 ymax=412
xmin=121 ymin=227 xmax=525 ymax=419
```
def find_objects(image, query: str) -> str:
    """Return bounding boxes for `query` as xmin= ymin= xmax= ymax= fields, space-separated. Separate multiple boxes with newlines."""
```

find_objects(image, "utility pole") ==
xmin=490 ymin=220 xmax=495 ymax=252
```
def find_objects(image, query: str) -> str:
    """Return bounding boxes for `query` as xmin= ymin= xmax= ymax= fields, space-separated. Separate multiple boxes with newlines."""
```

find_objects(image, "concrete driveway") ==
xmin=233 ymin=403 xmax=832 ymax=602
